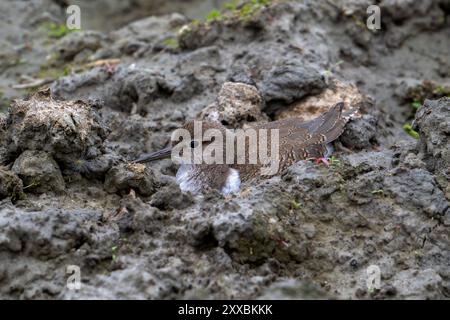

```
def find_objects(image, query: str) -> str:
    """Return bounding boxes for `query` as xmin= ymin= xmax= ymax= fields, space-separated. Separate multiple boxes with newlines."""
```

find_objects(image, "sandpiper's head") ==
xmin=134 ymin=120 xmax=240 ymax=195
xmin=134 ymin=120 xmax=227 ymax=164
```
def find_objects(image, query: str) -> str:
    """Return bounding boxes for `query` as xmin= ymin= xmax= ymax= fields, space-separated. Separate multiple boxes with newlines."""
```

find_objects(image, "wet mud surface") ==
xmin=0 ymin=0 xmax=449 ymax=299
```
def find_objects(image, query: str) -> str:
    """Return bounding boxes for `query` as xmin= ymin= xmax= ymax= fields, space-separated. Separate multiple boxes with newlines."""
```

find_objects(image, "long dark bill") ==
xmin=134 ymin=146 xmax=172 ymax=163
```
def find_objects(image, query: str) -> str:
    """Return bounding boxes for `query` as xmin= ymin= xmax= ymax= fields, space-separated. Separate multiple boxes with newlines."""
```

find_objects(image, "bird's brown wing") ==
xmin=314 ymin=102 xmax=359 ymax=143
xmin=241 ymin=102 xmax=357 ymax=172
xmin=254 ymin=102 xmax=351 ymax=141
xmin=274 ymin=102 xmax=357 ymax=160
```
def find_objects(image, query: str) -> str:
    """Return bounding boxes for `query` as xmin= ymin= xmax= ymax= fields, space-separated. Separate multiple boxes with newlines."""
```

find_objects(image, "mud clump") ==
xmin=339 ymin=114 xmax=378 ymax=150
xmin=384 ymin=168 xmax=449 ymax=218
xmin=414 ymin=97 xmax=450 ymax=174
xmin=5 ymin=90 xmax=108 ymax=168
xmin=200 ymin=82 xmax=267 ymax=127
xmin=150 ymin=183 xmax=194 ymax=210
xmin=187 ymin=186 xmax=310 ymax=265
xmin=0 ymin=167 xmax=23 ymax=201
xmin=413 ymin=97 xmax=450 ymax=197
xmin=104 ymin=163 xmax=159 ymax=197
xmin=260 ymin=63 xmax=326 ymax=107
xmin=0 ymin=208 xmax=99 ymax=257
xmin=54 ymin=31 xmax=108 ymax=62
xmin=0 ymin=207 xmax=118 ymax=298
xmin=12 ymin=150 xmax=65 ymax=194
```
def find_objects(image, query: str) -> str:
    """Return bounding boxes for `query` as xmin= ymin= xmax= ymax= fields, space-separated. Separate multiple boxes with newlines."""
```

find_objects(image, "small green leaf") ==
xmin=44 ymin=23 xmax=79 ymax=38
xmin=163 ymin=38 xmax=179 ymax=49
xmin=206 ymin=9 xmax=222 ymax=22
xmin=223 ymin=0 xmax=239 ymax=11
xmin=371 ymin=189 xmax=384 ymax=195
xmin=329 ymin=156 xmax=341 ymax=167
xmin=411 ymin=100 xmax=422 ymax=110
xmin=403 ymin=124 xmax=419 ymax=139
xmin=291 ymin=200 xmax=301 ymax=209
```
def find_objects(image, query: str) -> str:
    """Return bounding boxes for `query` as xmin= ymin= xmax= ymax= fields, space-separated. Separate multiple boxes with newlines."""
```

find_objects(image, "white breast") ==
xmin=221 ymin=168 xmax=241 ymax=195
xmin=175 ymin=165 xmax=241 ymax=195
xmin=176 ymin=164 xmax=201 ymax=193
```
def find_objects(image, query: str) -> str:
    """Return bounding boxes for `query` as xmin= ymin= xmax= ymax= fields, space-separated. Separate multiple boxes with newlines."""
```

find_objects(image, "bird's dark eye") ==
xmin=190 ymin=140 xmax=198 ymax=148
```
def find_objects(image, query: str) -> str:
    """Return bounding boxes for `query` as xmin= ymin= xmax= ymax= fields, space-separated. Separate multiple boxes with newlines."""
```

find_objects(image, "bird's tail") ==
xmin=317 ymin=102 xmax=359 ymax=143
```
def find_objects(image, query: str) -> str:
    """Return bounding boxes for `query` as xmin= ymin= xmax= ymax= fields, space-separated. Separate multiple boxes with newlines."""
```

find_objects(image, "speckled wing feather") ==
xmin=275 ymin=102 xmax=357 ymax=161
xmin=237 ymin=102 xmax=358 ymax=178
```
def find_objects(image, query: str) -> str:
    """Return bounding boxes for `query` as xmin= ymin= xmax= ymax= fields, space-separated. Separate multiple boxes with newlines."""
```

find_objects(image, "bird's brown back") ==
xmin=233 ymin=102 xmax=358 ymax=181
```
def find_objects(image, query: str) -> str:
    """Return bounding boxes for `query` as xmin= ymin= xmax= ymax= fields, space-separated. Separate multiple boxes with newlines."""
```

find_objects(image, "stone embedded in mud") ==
xmin=6 ymin=90 xmax=108 ymax=167
xmin=12 ymin=150 xmax=65 ymax=194
xmin=104 ymin=163 xmax=158 ymax=197
xmin=0 ymin=167 xmax=23 ymax=201
xmin=200 ymin=82 xmax=268 ymax=127
xmin=260 ymin=63 xmax=326 ymax=106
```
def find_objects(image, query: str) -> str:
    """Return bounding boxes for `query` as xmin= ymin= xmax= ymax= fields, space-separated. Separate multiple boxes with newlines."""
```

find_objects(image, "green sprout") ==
xmin=223 ymin=0 xmax=239 ymax=11
xmin=206 ymin=9 xmax=222 ymax=22
xmin=163 ymin=38 xmax=179 ymax=49
xmin=410 ymin=100 xmax=422 ymax=110
xmin=111 ymin=238 xmax=129 ymax=262
xmin=371 ymin=189 xmax=384 ymax=196
xmin=329 ymin=156 xmax=341 ymax=167
xmin=191 ymin=19 xmax=200 ymax=26
xmin=239 ymin=3 xmax=256 ymax=19
xmin=111 ymin=246 xmax=118 ymax=262
xmin=291 ymin=200 xmax=301 ymax=209
xmin=242 ymin=1 xmax=269 ymax=19
xmin=42 ymin=23 xmax=79 ymax=38
xmin=403 ymin=124 xmax=419 ymax=139
xmin=217 ymin=0 xmax=271 ymax=22
xmin=22 ymin=180 xmax=40 ymax=190
xmin=324 ymin=60 xmax=344 ymax=77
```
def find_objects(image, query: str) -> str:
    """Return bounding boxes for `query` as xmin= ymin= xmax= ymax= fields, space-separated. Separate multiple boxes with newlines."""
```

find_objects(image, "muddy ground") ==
xmin=0 ymin=0 xmax=449 ymax=299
